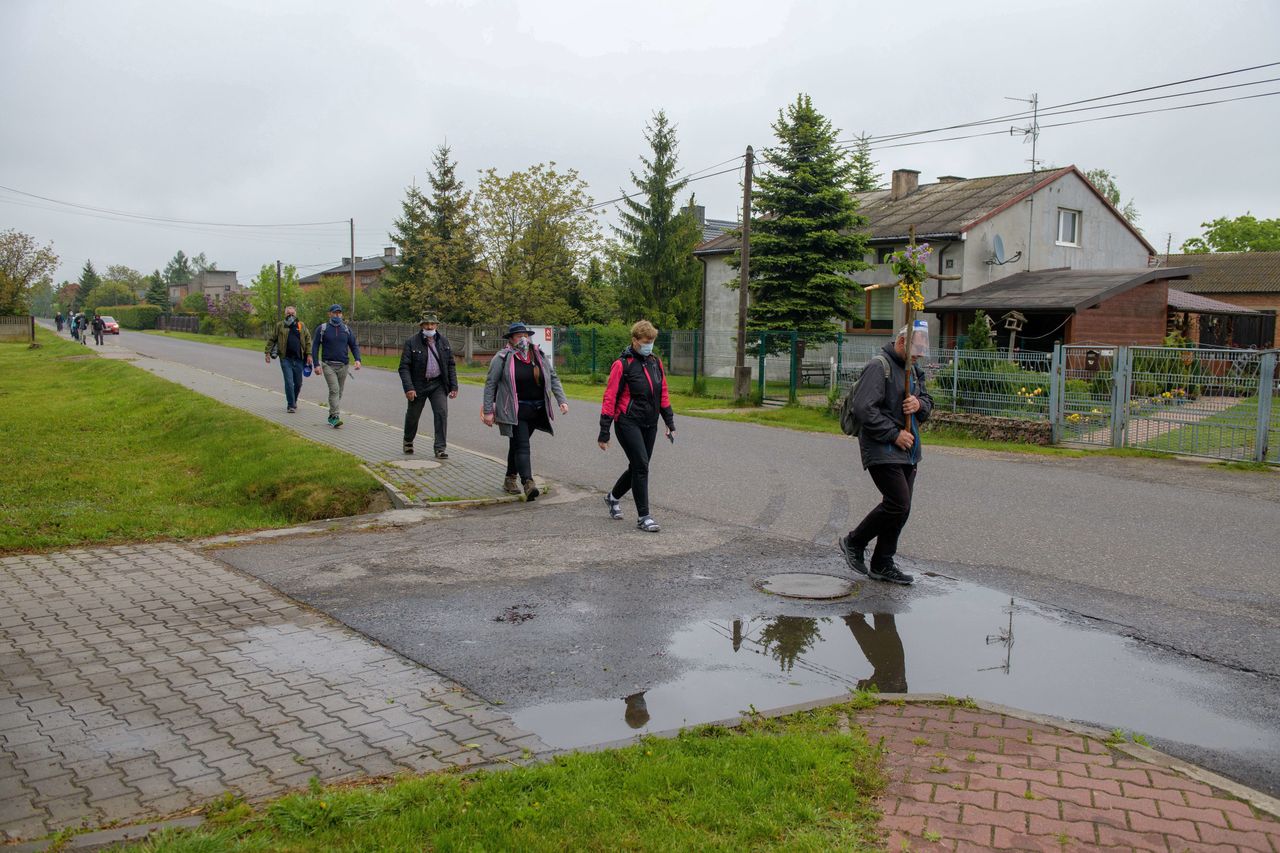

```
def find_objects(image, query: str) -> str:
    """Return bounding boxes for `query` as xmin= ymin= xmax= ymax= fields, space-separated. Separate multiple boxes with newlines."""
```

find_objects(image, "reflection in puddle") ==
xmin=513 ymin=580 xmax=1279 ymax=777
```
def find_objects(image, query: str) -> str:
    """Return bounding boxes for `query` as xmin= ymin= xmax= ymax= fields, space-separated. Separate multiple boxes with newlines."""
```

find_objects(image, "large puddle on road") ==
xmin=513 ymin=579 xmax=1278 ymax=772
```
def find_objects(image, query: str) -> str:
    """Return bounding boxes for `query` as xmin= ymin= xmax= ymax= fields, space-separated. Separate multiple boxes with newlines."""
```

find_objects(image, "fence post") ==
xmin=692 ymin=329 xmax=700 ymax=387
xmin=1255 ymin=352 xmax=1276 ymax=463
xmin=590 ymin=328 xmax=597 ymax=375
xmin=1110 ymin=346 xmax=1130 ymax=448
xmin=836 ymin=332 xmax=843 ymax=383
xmin=757 ymin=333 xmax=767 ymax=402
xmin=952 ymin=348 xmax=960 ymax=411
xmin=788 ymin=332 xmax=798 ymax=402
xmin=1049 ymin=344 xmax=1062 ymax=443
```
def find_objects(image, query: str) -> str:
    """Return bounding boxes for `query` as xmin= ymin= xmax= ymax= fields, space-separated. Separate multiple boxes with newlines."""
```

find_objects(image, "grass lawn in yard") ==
xmin=1139 ymin=395 xmax=1279 ymax=462
xmin=0 ymin=331 xmax=383 ymax=553
xmin=126 ymin=701 xmax=884 ymax=852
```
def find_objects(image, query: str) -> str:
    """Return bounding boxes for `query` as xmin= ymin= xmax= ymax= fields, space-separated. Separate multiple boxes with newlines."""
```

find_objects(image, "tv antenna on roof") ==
xmin=985 ymin=233 xmax=1022 ymax=266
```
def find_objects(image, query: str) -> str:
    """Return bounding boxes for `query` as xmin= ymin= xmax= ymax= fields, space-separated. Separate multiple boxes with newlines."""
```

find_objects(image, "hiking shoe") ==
xmin=523 ymin=478 xmax=540 ymax=502
xmin=503 ymin=475 xmax=521 ymax=494
xmin=604 ymin=493 xmax=623 ymax=520
xmin=839 ymin=537 xmax=869 ymax=576
xmin=287 ymin=406 xmax=297 ymax=413
xmin=403 ymin=443 xmax=414 ymax=454
xmin=327 ymin=415 xmax=337 ymax=427
xmin=637 ymin=516 xmax=660 ymax=533
xmin=332 ymin=417 xmax=343 ymax=429
xmin=868 ymin=562 xmax=915 ymax=585
xmin=435 ymin=450 xmax=449 ymax=459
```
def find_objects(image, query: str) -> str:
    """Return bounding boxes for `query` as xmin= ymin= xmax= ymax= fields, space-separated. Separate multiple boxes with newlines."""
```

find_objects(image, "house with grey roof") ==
xmin=1156 ymin=252 xmax=1280 ymax=346
xmin=693 ymin=166 xmax=1155 ymax=369
xmin=300 ymin=247 xmax=399 ymax=291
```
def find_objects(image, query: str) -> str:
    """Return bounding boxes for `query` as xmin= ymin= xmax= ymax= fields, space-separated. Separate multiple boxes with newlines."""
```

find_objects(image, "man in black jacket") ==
xmin=398 ymin=313 xmax=458 ymax=458
xmin=840 ymin=323 xmax=934 ymax=585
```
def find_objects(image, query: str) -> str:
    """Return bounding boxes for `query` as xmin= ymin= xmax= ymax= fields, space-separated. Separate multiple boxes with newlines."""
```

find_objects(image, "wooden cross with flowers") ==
xmin=884 ymin=225 xmax=961 ymax=431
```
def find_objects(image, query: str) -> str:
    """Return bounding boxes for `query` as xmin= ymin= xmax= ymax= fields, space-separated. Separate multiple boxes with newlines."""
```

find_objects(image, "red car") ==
xmin=100 ymin=316 xmax=120 ymax=335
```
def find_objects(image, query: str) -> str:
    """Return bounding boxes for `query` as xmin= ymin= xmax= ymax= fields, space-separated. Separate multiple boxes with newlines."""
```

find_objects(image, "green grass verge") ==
xmin=126 ymin=701 xmax=884 ymax=852
xmin=0 ymin=332 xmax=383 ymax=553
xmin=140 ymin=330 xmax=403 ymax=371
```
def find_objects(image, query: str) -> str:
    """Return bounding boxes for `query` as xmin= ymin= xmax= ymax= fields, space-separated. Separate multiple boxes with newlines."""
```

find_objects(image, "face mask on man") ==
xmin=285 ymin=313 xmax=296 ymax=324
xmin=329 ymin=315 xmax=343 ymax=325
xmin=637 ymin=342 xmax=654 ymax=356
xmin=423 ymin=329 xmax=436 ymax=337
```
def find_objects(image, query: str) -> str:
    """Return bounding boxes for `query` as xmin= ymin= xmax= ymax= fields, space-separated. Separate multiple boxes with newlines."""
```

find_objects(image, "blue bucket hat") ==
xmin=503 ymin=322 xmax=532 ymax=339
xmin=328 ymin=304 xmax=344 ymax=313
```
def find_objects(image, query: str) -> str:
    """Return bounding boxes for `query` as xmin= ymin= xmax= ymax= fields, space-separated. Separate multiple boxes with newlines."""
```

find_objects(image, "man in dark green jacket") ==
xmin=264 ymin=306 xmax=313 ymax=413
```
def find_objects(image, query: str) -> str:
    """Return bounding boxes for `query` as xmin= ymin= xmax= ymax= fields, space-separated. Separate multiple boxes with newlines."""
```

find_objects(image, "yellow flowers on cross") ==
xmin=889 ymin=243 xmax=931 ymax=312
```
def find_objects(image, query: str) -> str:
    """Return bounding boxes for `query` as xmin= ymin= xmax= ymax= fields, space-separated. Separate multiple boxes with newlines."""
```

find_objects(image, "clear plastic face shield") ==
xmin=898 ymin=320 xmax=930 ymax=359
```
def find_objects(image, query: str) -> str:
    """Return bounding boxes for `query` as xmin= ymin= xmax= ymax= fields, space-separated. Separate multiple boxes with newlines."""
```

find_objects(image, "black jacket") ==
xmin=852 ymin=341 xmax=933 ymax=468
xmin=398 ymin=331 xmax=458 ymax=393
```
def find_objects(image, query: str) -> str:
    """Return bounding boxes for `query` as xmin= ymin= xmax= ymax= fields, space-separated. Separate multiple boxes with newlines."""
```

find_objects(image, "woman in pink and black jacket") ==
xmin=597 ymin=320 xmax=675 ymax=532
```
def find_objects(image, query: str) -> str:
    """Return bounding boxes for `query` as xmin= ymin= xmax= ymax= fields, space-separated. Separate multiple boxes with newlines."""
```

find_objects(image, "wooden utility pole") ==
xmin=275 ymin=260 xmax=282 ymax=321
xmin=734 ymin=145 xmax=754 ymax=400
xmin=348 ymin=218 xmax=357 ymax=320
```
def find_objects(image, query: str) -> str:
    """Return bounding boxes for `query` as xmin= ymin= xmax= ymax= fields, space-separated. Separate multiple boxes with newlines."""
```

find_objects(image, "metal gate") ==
xmin=1051 ymin=345 xmax=1277 ymax=463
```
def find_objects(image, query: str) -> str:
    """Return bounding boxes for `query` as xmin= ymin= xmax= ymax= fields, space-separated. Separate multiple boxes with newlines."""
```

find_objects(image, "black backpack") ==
xmin=839 ymin=354 xmax=891 ymax=436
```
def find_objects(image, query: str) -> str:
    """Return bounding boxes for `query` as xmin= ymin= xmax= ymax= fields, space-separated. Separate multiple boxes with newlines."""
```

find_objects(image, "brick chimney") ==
xmin=384 ymin=246 xmax=396 ymax=258
xmin=890 ymin=169 xmax=920 ymax=200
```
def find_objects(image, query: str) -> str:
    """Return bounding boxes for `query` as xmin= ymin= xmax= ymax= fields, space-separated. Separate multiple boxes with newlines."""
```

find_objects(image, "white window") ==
xmin=1057 ymin=208 xmax=1081 ymax=246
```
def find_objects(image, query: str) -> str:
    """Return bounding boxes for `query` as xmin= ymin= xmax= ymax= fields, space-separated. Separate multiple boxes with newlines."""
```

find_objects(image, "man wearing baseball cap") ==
xmin=311 ymin=304 xmax=361 ymax=428
xmin=397 ymin=313 xmax=458 ymax=457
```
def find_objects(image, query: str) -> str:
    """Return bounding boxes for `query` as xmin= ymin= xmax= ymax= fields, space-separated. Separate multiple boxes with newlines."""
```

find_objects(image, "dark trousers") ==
xmin=403 ymin=380 xmax=448 ymax=451
xmin=611 ymin=418 xmax=658 ymax=517
xmin=505 ymin=402 xmax=542 ymax=482
xmin=93 ymin=330 xmax=104 ymax=345
xmin=279 ymin=357 xmax=303 ymax=408
xmin=848 ymin=464 xmax=917 ymax=568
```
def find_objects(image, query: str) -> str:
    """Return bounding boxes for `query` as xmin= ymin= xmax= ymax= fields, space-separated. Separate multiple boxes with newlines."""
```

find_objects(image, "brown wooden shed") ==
xmin=925 ymin=266 xmax=1198 ymax=352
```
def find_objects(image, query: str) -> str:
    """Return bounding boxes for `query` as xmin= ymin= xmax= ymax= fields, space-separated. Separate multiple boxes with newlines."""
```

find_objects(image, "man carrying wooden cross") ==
xmin=839 ymin=320 xmax=933 ymax=585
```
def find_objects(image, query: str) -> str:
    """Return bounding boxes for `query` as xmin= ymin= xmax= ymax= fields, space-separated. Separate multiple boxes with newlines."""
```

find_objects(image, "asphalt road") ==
xmin=110 ymin=328 xmax=1280 ymax=679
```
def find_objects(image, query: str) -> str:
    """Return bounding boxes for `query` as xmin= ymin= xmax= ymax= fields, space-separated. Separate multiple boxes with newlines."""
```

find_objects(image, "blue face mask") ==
xmin=329 ymin=315 xmax=342 ymax=325
xmin=637 ymin=342 xmax=654 ymax=356
xmin=423 ymin=329 xmax=436 ymax=337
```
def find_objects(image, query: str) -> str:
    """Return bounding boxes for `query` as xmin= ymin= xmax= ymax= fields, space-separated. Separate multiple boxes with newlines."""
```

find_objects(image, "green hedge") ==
xmin=97 ymin=304 xmax=163 ymax=330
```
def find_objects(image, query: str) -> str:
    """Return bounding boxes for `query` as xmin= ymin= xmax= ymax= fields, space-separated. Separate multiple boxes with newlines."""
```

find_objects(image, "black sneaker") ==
xmin=868 ymin=562 xmax=915 ymax=585
xmin=403 ymin=443 xmax=414 ymax=454
xmin=839 ymin=537 xmax=869 ymax=576
xmin=435 ymin=450 xmax=449 ymax=459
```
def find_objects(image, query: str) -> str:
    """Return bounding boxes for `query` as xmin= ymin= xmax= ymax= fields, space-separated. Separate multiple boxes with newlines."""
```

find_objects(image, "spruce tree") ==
xmin=164 ymin=250 xmax=193 ymax=289
xmin=381 ymin=180 xmax=430 ymax=320
xmin=613 ymin=110 xmax=704 ymax=328
xmin=144 ymin=270 xmax=170 ymax=309
xmin=849 ymin=133 xmax=881 ymax=193
xmin=78 ymin=260 xmax=101 ymax=306
xmin=742 ymin=94 xmax=870 ymax=348
xmin=421 ymin=144 xmax=481 ymax=323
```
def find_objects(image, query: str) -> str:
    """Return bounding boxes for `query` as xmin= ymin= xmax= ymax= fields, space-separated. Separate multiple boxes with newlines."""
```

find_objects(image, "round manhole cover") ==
xmin=388 ymin=459 xmax=442 ymax=471
xmin=756 ymin=572 xmax=856 ymax=600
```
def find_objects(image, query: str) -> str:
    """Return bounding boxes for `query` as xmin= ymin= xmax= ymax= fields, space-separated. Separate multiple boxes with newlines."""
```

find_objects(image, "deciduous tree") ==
xmin=1181 ymin=213 xmax=1280 ymax=253
xmin=737 ymin=94 xmax=870 ymax=348
xmin=85 ymin=281 xmax=137 ymax=313
xmin=474 ymin=162 xmax=602 ymax=324
xmin=1084 ymin=168 xmax=1140 ymax=224
xmin=104 ymin=264 xmax=145 ymax=299
xmin=248 ymin=263 xmax=302 ymax=322
xmin=613 ymin=110 xmax=704 ymax=328
xmin=0 ymin=228 xmax=59 ymax=314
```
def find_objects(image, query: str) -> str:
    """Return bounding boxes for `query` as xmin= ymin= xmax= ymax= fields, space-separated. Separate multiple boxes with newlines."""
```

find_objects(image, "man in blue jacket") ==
xmin=311 ymin=304 xmax=361 ymax=428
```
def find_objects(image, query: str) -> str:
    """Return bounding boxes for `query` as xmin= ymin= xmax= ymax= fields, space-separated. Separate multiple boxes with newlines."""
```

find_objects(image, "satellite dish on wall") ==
xmin=985 ymin=233 xmax=1023 ymax=266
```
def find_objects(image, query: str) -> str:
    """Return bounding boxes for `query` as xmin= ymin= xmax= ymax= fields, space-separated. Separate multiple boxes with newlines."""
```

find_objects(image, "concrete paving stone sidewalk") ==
xmin=0 ymin=544 xmax=547 ymax=842
xmin=863 ymin=702 xmax=1280 ymax=852
xmin=130 ymin=353 xmax=516 ymax=507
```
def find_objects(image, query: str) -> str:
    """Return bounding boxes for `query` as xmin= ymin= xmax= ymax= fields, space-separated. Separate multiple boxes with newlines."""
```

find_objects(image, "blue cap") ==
xmin=328 ymin=304 xmax=344 ymax=313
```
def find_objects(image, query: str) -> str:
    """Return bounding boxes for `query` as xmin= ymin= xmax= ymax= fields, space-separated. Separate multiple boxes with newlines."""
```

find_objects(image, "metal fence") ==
xmin=1051 ymin=344 xmax=1278 ymax=463
xmin=156 ymin=315 xmax=199 ymax=333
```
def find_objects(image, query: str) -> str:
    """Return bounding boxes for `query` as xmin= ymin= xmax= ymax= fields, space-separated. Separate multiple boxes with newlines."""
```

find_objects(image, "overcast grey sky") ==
xmin=2 ymin=0 xmax=1277 ymax=284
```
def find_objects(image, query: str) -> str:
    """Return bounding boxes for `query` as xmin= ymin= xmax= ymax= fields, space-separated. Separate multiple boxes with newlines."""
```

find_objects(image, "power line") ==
xmin=0 ymin=183 xmax=350 ymax=228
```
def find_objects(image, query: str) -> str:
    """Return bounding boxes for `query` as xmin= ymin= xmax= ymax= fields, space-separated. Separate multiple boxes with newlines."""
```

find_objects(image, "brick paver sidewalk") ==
xmin=863 ymin=701 xmax=1280 ymax=852
xmin=129 ymin=352 xmax=516 ymax=507
xmin=0 ymin=545 xmax=546 ymax=842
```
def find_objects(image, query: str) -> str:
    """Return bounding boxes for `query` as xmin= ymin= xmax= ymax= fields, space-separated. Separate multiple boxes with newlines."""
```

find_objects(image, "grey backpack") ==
xmin=839 ymin=354 xmax=891 ymax=436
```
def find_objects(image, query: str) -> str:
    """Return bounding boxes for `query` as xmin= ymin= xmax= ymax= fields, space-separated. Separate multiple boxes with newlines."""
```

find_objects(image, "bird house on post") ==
xmin=1001 ymin=310 xmax=1027 ymax=355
